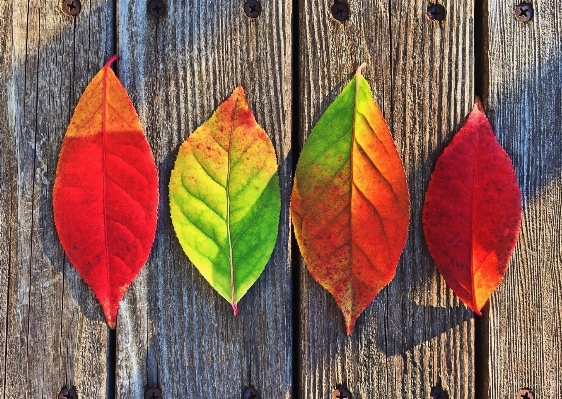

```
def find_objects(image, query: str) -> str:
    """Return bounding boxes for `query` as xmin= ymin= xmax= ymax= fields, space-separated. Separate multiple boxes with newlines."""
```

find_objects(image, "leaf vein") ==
xmin=352 ymin=181 xmax=388 ymax=240
xmin=176 ymin=204 xmax=225 ymax=251
xmin=354 ymin=140 xmax=399 ymax=201
xmin=179 ymin=178 xmax=226 ymax=222
xmin=191 ymin=151 xmax=227 ymax=189
xmin=106 ymin=175 xmax=147 ymax=216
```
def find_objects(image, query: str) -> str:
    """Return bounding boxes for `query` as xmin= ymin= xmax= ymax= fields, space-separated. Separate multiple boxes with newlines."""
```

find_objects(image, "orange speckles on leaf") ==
xmin=169 ymin=86 xmax=281 ymax=314
xmin=292 ymin=64 xmax=410 ymax=334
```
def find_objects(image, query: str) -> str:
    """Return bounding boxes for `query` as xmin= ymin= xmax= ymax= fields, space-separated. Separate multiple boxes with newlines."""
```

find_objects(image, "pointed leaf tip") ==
xmin=292 ymin=64 xmax=409 ymax=334
xmin=345 ymin=320 xmax=354 ymax=336
xmin=423 ymin=102 xmax=521 ymax=314
xmin=472 ymin=97 xmax=485 ymax=114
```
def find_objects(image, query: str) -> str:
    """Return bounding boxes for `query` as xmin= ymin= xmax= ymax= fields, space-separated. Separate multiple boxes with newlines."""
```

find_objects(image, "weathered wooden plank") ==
xmin=0 ymin=1 xmax=14 ymax=396
xmin=2 ymin=1 xmax=113 ymax=397
xmin=299 ymin=1 xmax=474 ymax=397
xmin=485 ymin=2 xmax=562 ymax=398
xmin=115 ymin=1 xmax=292 ymax=397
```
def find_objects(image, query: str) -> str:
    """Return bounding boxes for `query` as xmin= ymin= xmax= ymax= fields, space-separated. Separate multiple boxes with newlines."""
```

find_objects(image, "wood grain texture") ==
xmin=1 ymin=1 xmax=114 ymax=397
xmin=0 ymin=1 xmax=14 ymax=395
xmin=298 ymin=1 xmax=475 ymax=397
xmin=115 ymin=1 xmax=292 ymax=397
xmin=485 ymin=1 xmax=562 ymax=398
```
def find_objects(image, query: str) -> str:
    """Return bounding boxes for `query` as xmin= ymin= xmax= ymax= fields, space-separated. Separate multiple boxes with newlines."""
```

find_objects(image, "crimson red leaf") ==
xmin=53 ymin=56 xmax=159 ymax=328
xmin=422 ymin=98 xmax=522 ymax=314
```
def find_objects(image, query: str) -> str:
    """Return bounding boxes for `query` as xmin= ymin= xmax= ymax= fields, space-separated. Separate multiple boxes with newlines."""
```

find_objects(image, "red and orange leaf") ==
xmin=291 ymin=64 xmax=410 ymax=334
xmin=422 ymin=98 xmax=522 ymax=315
xmin=53 ymin=56 xmax=159 ymax=328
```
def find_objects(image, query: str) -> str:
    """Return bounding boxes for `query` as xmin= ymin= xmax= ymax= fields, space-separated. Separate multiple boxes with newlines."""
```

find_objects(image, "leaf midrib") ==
xmin=102 ymin=60 xmax=110 ymax=301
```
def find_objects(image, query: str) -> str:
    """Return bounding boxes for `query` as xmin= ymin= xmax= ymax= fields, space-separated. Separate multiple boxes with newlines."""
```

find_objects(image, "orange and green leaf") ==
xmin=423 ymin=98 xmax=522 ymax=314
xmin=291 ymin=64 xmax=410 ymax=334
xmin=53 ymin=56 xmax=159 ymax=328
xmin=169 ymin=87 xmax=280 ymax=314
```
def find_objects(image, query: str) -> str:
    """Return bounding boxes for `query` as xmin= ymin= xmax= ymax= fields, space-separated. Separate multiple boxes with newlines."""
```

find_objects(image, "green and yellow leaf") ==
xmin=170 ymin=87 xmax=281 ymax=314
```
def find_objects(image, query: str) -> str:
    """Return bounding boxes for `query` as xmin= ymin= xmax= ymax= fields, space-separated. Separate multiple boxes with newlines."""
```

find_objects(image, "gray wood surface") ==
xmin=2 ymin=1 xmax=561 ymax=398
xmin=115 ymin=1 xmax=293 ymax=397
xmin=1 ymin=1 xmax=114 ymax=398
xmin=485 ymin=1 xmax=562 ymax=398
xmin=298 ymin=1 xmax=475 ymax=398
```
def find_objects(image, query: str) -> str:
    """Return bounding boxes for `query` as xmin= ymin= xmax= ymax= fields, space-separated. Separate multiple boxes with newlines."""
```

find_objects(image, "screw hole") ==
xmin=515 ymin=3 xmax=534 ymax=22
xmin=517 ymin=389 xmax=535 ymax=399
xmin=61 ymin=0 xmax=81 ymax=16
xmin=430 ymin=386 xmax=449 ymax=399
xmin=332 ymin=384 xmax=352 ymax=399
xmin=331 ymin=1 xmax=349 ymax=22
xmin=243 ymin=386 xmax=260 ymax=399
xmin=58 ymin=386 xmax=78 ymax=399
xmin=244 ymin=0 xmax=262 ymax=18
xmin=147 ymin=0 xmax=166 ymax=18
xmin=427 ymin=3 xmax=446 ymax=21
xmin=144 ymin=387 xmax=163 ymax=399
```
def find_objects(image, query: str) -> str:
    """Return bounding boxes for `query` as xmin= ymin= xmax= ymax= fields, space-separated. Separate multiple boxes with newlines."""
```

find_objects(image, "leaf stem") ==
xmin=356 ymin=62 xmax=367 ymax=78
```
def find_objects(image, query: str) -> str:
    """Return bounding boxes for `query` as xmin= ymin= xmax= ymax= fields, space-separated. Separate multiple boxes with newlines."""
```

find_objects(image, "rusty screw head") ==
xmin=145 ymin=387 xmax=163 ymax=399
xmin=427 ymin=4 xmax=446 ymax=21
xmin=243 ymin=386 xmax=259 ymax=399
xmin=331 ymin=2 xmax=349 ymax=22
xmin=62 ymin=0 xmax=81 ymax=17
xmin=515 ymin=3 xmax=533 ymax=23
xmin=58 ymin=386 xmax=78 ymax=399
xmin=147 ymin=0 xmax=166 ymax=18
xmin=517 ymin=388 xmax=534 ymax=399
xmin=244 ymin=0 xmax=262 ymax=18
xmin=332 ymin=385 xmax=352 ymax=399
